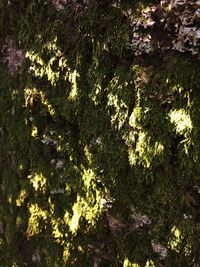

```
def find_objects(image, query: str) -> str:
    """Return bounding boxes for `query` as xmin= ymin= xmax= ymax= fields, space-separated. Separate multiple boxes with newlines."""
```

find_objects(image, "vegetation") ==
xmin=0 ymin=0 xmax=200 ymax=266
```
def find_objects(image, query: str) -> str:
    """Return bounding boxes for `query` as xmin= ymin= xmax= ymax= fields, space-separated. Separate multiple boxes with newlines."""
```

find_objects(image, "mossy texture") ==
xmin=0 ymin=1 xmax=200 ymax=266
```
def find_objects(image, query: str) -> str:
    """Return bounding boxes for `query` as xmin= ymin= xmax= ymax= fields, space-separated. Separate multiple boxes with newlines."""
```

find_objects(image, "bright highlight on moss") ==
xmin=169 ymin=109 xmax=192 ymax=135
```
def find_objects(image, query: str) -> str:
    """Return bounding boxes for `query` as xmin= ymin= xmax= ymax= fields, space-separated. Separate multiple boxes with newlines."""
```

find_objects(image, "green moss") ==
xmin=1 ymin=1 xmax=200 ymax=266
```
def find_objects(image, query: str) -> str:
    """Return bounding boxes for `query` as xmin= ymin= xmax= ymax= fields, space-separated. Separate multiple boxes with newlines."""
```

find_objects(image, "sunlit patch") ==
xmin=123 ymin=259 xmax=155 ymax=267
xmin=123 ymin=259 xmax=139 ymax=267
xmin=129 ymin=106 xmax=142 ymax=128
xmin=68 ymin=69 xmax=79 ymax=101
xmin=31 ymin=126 xmax=38 ymax=137
xmin=81 ymin=168 xmax=105 ymax=223
xmin=63 ymin=167 xmax=107 ymax=235
xmin=16 ymin=189 xmax=27 ymax=206
xmin=128 ymin=130 xmax=164 ymax=168
xmin=169 ymin=109 xmax=192 ymax=135
xmin=51 ymin=218 xmax=63 ymax=240
xmin=168 ymin=225 xmax=182 ymax=252
xmin=168 ymin=225 xmax=191 ymax=255
xmin=28 ymin=172 xmax=47 ymax=193
xmin=64 ymin=210 xmax=71 ymax=225
xmin=27 ymin=204 xmax=47 ymax=237
xmin=26 ymin=37 xmax=68 ymax=86
xmin=84 ymin=144 xmax=92 ymax=163
xmin=89 ymin=82 xmax=102 ymax=105
xmin=24 ymin=87 xmax=56 ymax=117
xmin=63 ymin=244 xmax=70 ymax=263
xmin=70 ymin=197 xmax=82 ymax=234
xmin=24 ymin=87 xmax=40 ymax=107
xmin=26 ymin=37 xmax=80 ymax=101
xmin=145 ymin=260 xmax=155 ymax=267
xmin=128 ymin=106 xmax=165 ymax=168
xmin=170 ymin=83 xmax=185 ymax=94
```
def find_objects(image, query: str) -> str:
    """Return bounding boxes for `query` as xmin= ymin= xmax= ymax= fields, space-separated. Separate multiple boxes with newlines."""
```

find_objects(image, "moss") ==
xmin=1 ymin=1 xmax=200 ymax=266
